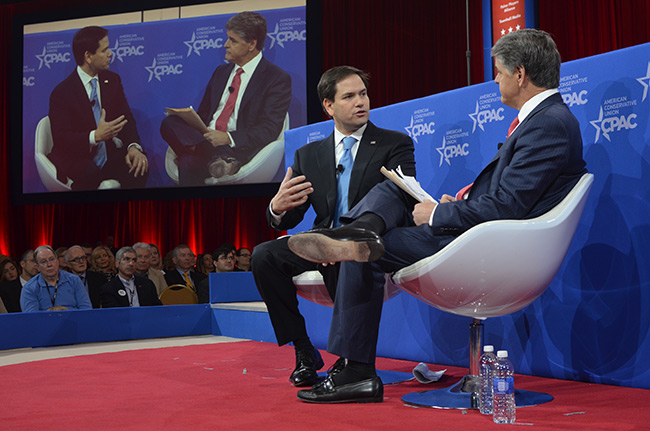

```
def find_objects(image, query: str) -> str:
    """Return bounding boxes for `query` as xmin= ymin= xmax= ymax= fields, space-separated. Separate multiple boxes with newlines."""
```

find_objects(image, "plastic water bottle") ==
xmin=492 ymin=350 xmax=515 ymax=424
xmin=479 ymin=345 xmax=497 ymax=414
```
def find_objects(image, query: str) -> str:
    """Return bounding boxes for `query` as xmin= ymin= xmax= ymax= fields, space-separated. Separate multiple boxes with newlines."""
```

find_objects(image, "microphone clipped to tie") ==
xmin=228 ymin=86 xmax=235 ymax=93
xmin=336 ymin=164 xmax=345 ymax=176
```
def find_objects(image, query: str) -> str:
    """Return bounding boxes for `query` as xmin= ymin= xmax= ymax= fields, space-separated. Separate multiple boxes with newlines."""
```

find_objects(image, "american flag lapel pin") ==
xmin=370 ymin=140 xmax=376 ymax=145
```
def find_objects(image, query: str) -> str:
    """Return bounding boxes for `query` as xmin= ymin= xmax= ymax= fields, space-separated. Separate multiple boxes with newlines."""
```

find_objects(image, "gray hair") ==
xmin=34 ymin=245 xmax=55 ymax=262
xmin=132 ymin=242 xmax=152 ymax=253
xmin=491 ymin=29 xmax=561 ymax=89
xmin=21 ymin=249 xmax=35 ymax=263
xmin=172 ymin=244 xmax=191 ymax=259
xmin=115 ymin=246 xmax=136 ymax=262
xmin=64 ymin=245 xmax=85 ymax=262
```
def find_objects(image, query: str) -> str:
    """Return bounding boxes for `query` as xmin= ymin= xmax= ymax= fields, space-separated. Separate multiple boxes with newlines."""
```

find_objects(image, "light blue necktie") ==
xmin=90 ymin=78 xmax=107 ymax=168
xmin=334 ymin=136 xmax=356 ymax=227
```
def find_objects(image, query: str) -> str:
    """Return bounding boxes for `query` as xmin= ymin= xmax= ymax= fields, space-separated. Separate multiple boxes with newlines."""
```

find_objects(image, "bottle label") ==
xmin=493 ymin=376 xmax=514 ymax=395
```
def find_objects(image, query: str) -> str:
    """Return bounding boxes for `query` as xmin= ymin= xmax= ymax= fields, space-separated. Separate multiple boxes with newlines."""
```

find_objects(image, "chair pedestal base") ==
xmin=401 ymin=374 xmax=553 ymax=409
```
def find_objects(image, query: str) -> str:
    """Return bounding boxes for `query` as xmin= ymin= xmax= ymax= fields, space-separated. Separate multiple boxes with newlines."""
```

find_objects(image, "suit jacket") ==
xmin=432 ymin=92 xmax=587 ymax=236
xmin=268 ymin=122 xmax=416 ymax=231
xmin=164 ymin=269 xmax=206 ymax=291
xmin=48 ymin=69 xmax=141 ymax=181
xmin=83 ymin=270 xmax=108 ymax=309
xmin=0 ymin=279 xmax=22 ymax=312
xmin=196 ymin=57 xmax=291 ymax=164
xmin=100 ymin=275 xmax=162 ymax=308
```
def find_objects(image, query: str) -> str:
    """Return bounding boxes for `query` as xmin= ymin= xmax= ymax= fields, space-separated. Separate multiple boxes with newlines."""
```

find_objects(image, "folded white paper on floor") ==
xmin=412 ymin=362 xmax=446 ymax=384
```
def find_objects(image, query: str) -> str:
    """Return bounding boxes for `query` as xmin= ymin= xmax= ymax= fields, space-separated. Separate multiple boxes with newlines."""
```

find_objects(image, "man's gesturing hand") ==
xmin=270 ymin=167 xmax=313 ymax=214
xmin=95 ymin=109 xmax=126 ymax=142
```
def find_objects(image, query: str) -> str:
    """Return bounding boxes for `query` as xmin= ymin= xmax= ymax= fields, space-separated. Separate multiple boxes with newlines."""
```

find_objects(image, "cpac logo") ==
xmin=436 ymin=137 xmax=469 ymax=167
xmin=145 ymin=58 xmax=183 ymax=82
xmin=589 ymin=107 xmax=637 ymax=142
xmin=404 ymin=116 xmax=435 ymax=143
xmin=267 ymin=23 xmax=306 ymax=49
xmin=35 ymin=47 xmax=71 ymax=70
xmin=23 ymin=76 xmax=35 ymax=87
xmin=468 ymin=102 xmax=504 ymax=133
xmin=111 ymin=40 xmax=145 ymax=63
xmin=184 ymin=32 xmax=224 ymax=57
xmin=562 ymin=90 xmax=588 ymax=107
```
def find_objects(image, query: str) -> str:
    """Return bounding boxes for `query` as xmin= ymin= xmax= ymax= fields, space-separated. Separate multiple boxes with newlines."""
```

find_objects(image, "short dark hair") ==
xmin=212 ymin=245 xmax=233 ymax=260
xmin=225 ymin=11 xmax=267 ymax=51
xmin=317 ymin=66 xmax=370 ymax=111
xmin=72 ymin=26 xmax=109 ymax=66
xmin=491 ymin=29 xmax=561 ymax=89
xmin=236 ymin=247 xmax=251 ymax=257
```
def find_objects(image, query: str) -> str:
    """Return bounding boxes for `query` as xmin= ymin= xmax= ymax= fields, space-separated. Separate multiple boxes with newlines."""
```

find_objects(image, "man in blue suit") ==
xmin=289 ymin=29 xmax=588 ymax=403
xmin=160 ymin=11 xmax=291 ymax=186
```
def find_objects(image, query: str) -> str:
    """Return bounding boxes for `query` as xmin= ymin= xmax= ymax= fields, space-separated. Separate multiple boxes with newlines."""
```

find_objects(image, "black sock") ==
xmin=332 ymin=359 xmax=376 ymax=385
xmin=293 ymin=337 xmax=313 ymax=353
xmin=345 ymin=213 xmax=386 ymax=235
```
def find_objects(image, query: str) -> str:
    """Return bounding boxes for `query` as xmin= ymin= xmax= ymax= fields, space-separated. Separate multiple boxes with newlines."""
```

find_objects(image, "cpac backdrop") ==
xmin=286 ymin=42 xmax=650 ymax=388
xmin=21 ymin=7 xmax=307 ymax=193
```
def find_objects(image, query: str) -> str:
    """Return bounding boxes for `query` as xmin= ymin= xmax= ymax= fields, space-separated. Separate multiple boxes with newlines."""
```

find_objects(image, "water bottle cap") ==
xmin=483 ymin=345 xmax=494 ymax=352
xmin=497 ymin=350 xmax=508 ymax=358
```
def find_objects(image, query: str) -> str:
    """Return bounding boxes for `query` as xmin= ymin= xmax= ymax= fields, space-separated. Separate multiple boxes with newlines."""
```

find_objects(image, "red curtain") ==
xmin=1 ymin=0 xmax=648 ymax=258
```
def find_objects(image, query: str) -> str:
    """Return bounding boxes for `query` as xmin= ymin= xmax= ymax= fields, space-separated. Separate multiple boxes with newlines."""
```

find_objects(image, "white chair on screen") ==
xmin=34 ymin=116 xmax=120 ymax=191
xmin=391 ymin=173 xmax=594 ymax=409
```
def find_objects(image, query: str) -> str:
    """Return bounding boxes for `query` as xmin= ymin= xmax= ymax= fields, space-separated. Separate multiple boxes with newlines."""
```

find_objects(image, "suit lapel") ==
xmin=70 ymin=72 xmax=98 ymax=126
xmin=316 ymin=133 xmax=337 ymax=223
xmin=349 ymin=122 xmax=380 ymax=206
xmin=211 ymin=63 xmax=235 ymax=116
xmin=239 ymin=58 xmax=266 ymax=112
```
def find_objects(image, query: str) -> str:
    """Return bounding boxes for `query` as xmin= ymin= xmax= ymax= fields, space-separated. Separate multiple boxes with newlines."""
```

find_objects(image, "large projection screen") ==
xmin=13 ymin=0 xmax=314 ymax=204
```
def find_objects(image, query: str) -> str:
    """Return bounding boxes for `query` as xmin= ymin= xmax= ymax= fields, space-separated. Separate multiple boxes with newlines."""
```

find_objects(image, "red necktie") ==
xmin=455 ymin=183 xmax=474 ymax=201
xmin=507 ymin=116 xmax=520 ymax=138
xmin=215 ymin=68 xmax=244 ymax=132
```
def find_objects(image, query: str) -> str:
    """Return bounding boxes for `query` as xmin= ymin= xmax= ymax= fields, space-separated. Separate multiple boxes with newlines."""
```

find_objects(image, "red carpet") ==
xmin=1 ymin=340 xmax=649 ymax=430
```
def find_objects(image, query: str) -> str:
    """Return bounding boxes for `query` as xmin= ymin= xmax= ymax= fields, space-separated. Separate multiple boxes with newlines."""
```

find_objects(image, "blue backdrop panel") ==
xmin=209 ymin=272 xmax=262 ymax=303
xmin=0 ymin=305 xmax=211 ymax=350
xmin=22 ymin=6 xmax=306 ymax=192
xmin=284 ymin=42 xmax=650 ymax=389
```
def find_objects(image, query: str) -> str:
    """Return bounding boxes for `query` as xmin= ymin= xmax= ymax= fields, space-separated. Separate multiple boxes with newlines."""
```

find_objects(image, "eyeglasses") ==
xmin=68 ymin=257 xmax=87 ymax=264
xmin=219 ymin=256 xmax=235 ymax=261
xmin=238 ymin=254 xmax=251 ymax=258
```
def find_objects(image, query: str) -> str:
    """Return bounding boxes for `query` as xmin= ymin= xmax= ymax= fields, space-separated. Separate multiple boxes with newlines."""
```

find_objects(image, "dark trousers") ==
xmin=328 ymin=181 xmax=456 ymax=362
xmin=252 ymin=236 xmax=339 ymax=346
xmin=67 ymin=140 xmax=148 ymax=190
xmin=160 ymin=115 xmax=236 ymax=186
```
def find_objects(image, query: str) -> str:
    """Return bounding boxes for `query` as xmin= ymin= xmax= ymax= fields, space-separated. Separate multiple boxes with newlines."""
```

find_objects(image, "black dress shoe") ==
xmin=287 ymin=227 xmax=384 ymax=263
xmin=297 ymin=374 xmax=383 ymax=403
xmin=208 ymin=157 xmax=242 ymax=178
xmin=290 ymin=348 xmax=325 ymax=387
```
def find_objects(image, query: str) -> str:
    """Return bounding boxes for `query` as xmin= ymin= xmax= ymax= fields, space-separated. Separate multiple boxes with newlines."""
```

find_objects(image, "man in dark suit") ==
xmin=100 ymin=247 xmax=162 ymax=308
xmin=48 ymin=26 xmax=149 ymax=191
xmin=164 ymin=244 xmax=207 ymax=300
xmin=160 ymin=11 xmax=291 ymax=186
xmin=289 ymin=29 xmax=588 ymax=403
xmin=65 ymin=245 xmax=107 ymax=309
xmin=251 ymin=66 xmax=416 ymax=388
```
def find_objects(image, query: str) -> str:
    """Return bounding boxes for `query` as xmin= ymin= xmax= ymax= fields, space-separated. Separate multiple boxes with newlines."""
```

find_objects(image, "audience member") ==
xmin=90 ymin=246 xmax=117 ymax=281
xmin=79 ymin=243 xmax=94 ymax=262
xmin=213 ymin=246 xmax=235 ymax=273
xmin=0 ymin=258 xmax=22 ymax=312
xmin=0 ymin=297 xmax=7 ymax=313
xmin=196 ymin=253 xmax=214 ymax=276
xmin=100 ymin=247 xmax=162 ymax=307
xmin=149 ymin=243 xmax=163 ymax=271
xmin=164 ymin=245 xmax=207 ymax=301
xmin=65 ymin=245 xmax=106 ymax=308
xmin=132 ymin=242 xmax=168 ymax=295
xmin=20 ymin=245 xmax=92 ymax=311
xmin=55 ymin=247 xmax=69 ymax=271
xmin=234 ymin=247 xmax=251 ymax=271
xmin=162 ymin=251 xmax=175 ymax=272
xmin=19 ymin=250 xmax=39 ymax=285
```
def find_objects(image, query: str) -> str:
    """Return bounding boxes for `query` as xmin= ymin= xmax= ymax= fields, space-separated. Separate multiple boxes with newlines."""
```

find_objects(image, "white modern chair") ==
xmin=34 ymin=116 xmax=121 ymax=191
xmin=165 ymin=113 xmax=289 ymax=185
xmin=391 ymin=173 xmax=594 ymax=408
xmin=292 ymin=270 xmax=411 ymax=384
